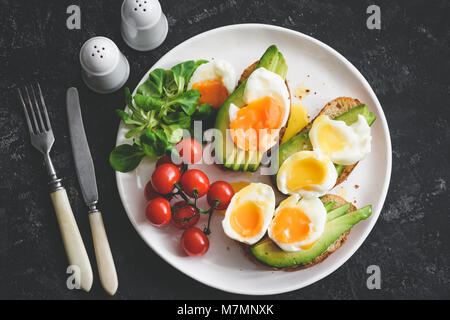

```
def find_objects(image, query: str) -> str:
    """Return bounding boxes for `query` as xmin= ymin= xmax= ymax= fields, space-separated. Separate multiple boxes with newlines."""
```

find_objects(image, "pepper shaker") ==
xmin=121 ymin=0 xmax=168 ymax=51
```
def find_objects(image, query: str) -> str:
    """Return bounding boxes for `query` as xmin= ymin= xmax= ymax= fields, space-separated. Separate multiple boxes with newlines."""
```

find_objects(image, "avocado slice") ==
xmin=323 ymin=201 xmax=336 ymax=212
xmin=270 ymin=104 xmax=376 ymax=185
xmin=250 ymin=205 xmax=372 ymax=268
xmin=214 ymin=45 xmax=288 ymax=172
xmin=243 ymin=149 xmax=259 ymax=172
xmin=327 ymin=203 xmax=351 ymax=221
xmin=335 ymin=104 xmax=376 ymax=126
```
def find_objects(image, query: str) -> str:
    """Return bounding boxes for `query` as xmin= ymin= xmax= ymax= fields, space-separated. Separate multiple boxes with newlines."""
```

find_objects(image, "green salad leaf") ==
xmin=110 ymin=60 xmax=211 ymax=172
xmin=133 ymin=94 xmax=164 ymax=111
xmin=109 ymin=144 xmax=145 ymax=173
xmin=192 ymin=103 xmax=217 ymax=131
xmin=161 ymin=123 xmax=185 ymax=144
xmin=137 ymin=68 xmax=165 ymax=97
xmin=171 ymin=60 xmax=208 ymax=94
xmin=140 ymin=129 xmax=176 ymax=157
xmin=166 ymin=89 xmax=201 ymax=116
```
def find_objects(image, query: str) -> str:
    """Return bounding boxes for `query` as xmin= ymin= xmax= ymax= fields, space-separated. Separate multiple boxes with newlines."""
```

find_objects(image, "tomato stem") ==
xmin=203 ymin=199 xmax=220 ymax=235
xmin=172 ymin=183 xmax=221 ymax=231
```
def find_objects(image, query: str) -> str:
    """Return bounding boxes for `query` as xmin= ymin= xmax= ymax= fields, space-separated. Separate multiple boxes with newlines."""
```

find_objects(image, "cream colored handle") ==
xmin=50 ymin=188 xmax=93 ymax=292
xmin=89 ymin=211 xmax=118 ymax=296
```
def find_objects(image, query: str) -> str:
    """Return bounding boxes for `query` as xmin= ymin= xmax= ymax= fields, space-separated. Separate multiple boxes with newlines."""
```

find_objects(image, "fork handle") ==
xmin=89 ymin=211 xmax=118 ymax=296
xmin=50 ymin=188 xmax=93 ymax=292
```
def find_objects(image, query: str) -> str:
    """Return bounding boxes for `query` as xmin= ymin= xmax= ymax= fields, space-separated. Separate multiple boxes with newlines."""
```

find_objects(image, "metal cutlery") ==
xmin=18 ymin=83 xmax=93 ymax=292
xmin=66 ymin=87 xmax=118 ymax=296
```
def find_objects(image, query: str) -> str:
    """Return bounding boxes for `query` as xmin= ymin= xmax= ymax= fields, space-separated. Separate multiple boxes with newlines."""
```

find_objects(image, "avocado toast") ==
xmin=214 ymin=45 xmax=290 ymax=172
xmin=271 ymin=97 xmax=376 ymax=187
xmin=246 ymin=194 xmax=372 ymax=270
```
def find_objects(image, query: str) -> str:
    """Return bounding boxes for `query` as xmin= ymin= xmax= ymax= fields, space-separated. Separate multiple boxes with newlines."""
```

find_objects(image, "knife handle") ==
xmin=50 ymin=188 xmax=93 ymax=292
xmin=89 ymin=210 xmax=118 ymax=296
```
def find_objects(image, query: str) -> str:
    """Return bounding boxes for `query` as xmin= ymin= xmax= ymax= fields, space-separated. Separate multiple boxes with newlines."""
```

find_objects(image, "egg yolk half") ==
xmin=286 ymin=157 xmax=327 ymax=192
xmin=230 ymin=202 xmax=264 ymax=238
xmin=229 ymin=96 xmax=283 ymax=151
xmin=271 ymin=207 xmax=311 ymax=244
xmin=191 ymin=79 xmax=229 ymax=109
xmin=315 ymin=117 xmax=350 ymax=156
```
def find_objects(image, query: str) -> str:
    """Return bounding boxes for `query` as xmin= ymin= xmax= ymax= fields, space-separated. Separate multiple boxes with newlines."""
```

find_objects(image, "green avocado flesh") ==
xmin=250 ymin=204 xmax=372 ymax=268
xmin=323 ymin=201 xmax=335 ymax=212
xmin=214 ymin=45 xmax=288 ymax=172
xmin=326 ymin=203 xmax=351 ymax=222
xmin=270 ymin=104 xmax=376 ymax=185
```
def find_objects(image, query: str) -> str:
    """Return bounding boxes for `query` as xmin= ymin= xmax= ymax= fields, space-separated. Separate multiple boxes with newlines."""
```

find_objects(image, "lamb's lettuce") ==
xmin=110 ymin=60 xmax=209 ymax=172
xmin=109 ymin=145 xmax=145 ymax=173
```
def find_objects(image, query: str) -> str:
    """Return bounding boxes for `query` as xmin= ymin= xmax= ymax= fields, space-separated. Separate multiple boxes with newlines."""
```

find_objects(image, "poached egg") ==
xmin=276 ymin=150 xmax=337 ymax=198
xmin=268 ymin=195 xmax=326 ymax=252
xmin=222 ymin=183 xmax=275 ymax=245
xmin=228 ymin=67 xmax=290 ymax=152
xmin=188 ymin=60 xmax=238 ymax=109
xmin=309 ymin=114 xmax=372 ymax=165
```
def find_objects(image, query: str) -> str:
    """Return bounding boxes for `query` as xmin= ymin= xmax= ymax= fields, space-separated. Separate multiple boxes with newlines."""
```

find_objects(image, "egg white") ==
xmin=309 ymin=114 xmax=372 ymax=165
xmin=277 ymin=150 xmax=337 ymax=198
xmin=187 ymin=60 xmax=238 ymax=94
xmin=268 ymin=195 xmax=326 ymax=252
xmin=222 ymin=183 xmax=275 ymax=245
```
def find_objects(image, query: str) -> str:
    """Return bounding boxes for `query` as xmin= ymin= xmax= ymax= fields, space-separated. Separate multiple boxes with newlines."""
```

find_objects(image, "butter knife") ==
xmin=66 ymin=87 xmax=118 ymax=295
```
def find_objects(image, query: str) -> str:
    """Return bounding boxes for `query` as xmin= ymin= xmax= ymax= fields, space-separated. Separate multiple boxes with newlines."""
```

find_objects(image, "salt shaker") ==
xmin=121 ymin=0 xmax=168 ymax=51
xmin=79 ymin=36 xmax=130 ymax=94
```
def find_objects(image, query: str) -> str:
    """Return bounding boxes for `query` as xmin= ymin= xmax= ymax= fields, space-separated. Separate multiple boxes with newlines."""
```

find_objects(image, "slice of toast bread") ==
xmin=243 ymin=194 xmax=357 ymax=271
xmin=241 ymin=63 xmax=362 ymax=186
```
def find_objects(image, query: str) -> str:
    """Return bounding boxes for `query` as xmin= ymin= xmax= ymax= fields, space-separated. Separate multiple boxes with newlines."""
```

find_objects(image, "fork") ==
xmin=18 ymin=84 xmax=93 ymax=292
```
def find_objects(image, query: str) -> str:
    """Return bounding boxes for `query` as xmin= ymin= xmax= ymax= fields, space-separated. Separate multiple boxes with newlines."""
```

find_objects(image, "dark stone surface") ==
xmin=0 ymin=0 xmax=449 ymax=300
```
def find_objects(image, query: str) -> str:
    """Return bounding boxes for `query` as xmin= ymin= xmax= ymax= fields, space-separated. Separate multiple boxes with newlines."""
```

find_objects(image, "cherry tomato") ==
xmin=145 ymin=197 xmax=171 ymax=226
xmin=180 ymin=169 xmax=210 ymax=198
xmin=207 ymin=181 xmax=234 ymax=210
xmin=151 ymin=163 xmax=181 ymax=195
xmin=180 ymin=227 xmax=209 ymax=256
xmin=175 ymin=138 xmax=203 ymax=164
xmin=156 ymin=155 xmax=183 ymax=171
xmin=144 ymin=180 xmax=160 ymax=201
xmin=171 ymin=201 xmax=199 ymax=229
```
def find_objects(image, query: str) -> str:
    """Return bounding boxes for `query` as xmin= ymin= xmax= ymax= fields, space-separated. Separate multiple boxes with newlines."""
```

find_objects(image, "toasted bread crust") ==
xmin=242 ymin=194 xmax=357 ymax=271
xmin=316 ymin=97 xmax=362 ymax=120
xmin=238 ymin=61 xmax=259 ymax=85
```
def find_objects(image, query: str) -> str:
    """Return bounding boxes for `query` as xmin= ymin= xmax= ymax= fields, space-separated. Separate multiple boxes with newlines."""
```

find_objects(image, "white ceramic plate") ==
xmin=115 ymin=24 xmax=392 ymax=295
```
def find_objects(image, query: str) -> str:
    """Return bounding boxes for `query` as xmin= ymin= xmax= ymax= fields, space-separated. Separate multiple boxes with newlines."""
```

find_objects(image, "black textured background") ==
xmin=0 ymin=0 xmax=449 ymax=300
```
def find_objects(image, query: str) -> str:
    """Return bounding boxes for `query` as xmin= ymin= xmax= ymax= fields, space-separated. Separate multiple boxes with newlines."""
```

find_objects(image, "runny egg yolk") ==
xmin=286 ymin=157 xmax=327 ymax=192
xmin=316 ymin=119 xmax=350 ymax=156
xmin=271 ymin=207 xmax=311 ymax=244
xmin=230 ymin=202 xmax=264 ymax=238
xmin=229 ymin=96 xmax=283 ymax=151
xmin=191 ymin=79 xmax=229 ymax=109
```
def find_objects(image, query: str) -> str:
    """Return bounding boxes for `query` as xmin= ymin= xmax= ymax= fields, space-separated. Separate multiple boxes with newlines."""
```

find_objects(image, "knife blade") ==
xmin=66 ymin=87 xmax=98 ymax=209
xmin=66 ymin=87 xmax=118 ymax=295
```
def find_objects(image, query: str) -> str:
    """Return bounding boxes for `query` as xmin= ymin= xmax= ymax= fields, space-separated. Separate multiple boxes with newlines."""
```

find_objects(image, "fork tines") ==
xmin=18 ymin=83 xmax=52 ymax=135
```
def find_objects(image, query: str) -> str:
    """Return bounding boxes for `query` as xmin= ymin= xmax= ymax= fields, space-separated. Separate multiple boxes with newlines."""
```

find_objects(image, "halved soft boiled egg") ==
xmin=188 ymin=60 xmax=238 ymax=109
xmin=222 ymin=183 xmax=275 ymax=245
xmin=309 ymin=114 xmax=372 ymax=165
xmin=228 ymin=67 xmax=290 ymax=152
xmin=268 ymin=195 xmax=326 ymax=252
xmin=277 ymin=150 xmax=337 ymax=198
